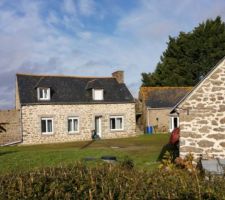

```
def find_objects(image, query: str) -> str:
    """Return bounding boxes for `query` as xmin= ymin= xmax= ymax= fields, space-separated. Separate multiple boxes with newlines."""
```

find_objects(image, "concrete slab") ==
xmin=201 ymin=159 xmax=225 ymax=175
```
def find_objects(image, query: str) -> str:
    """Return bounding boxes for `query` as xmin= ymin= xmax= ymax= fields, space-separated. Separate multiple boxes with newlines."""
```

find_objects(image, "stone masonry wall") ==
xmin=15 ymin=80 xmax=20 ymax=110
xmin=0 ymin=109 xmax=21 ymax=145
xmin=21 ymin=103 xmax=136 ymax=145
xmin=148 ymin=108 xmax=171 ymax=132
xmin=178 ymin=60 xmax=225 ymax=159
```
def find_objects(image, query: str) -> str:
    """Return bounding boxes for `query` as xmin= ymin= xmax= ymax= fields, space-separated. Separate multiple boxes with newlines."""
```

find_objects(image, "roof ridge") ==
xmin=171 ymin=55 xmax=225 ymax=113
xmin=139 ymin=86 xmax=192 ymax=101
xmin=16 ymin=73 xmax=114 ymax=79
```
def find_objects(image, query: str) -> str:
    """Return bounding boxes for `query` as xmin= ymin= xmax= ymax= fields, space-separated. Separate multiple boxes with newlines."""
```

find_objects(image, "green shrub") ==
xmin=0 ymin=162 xmax=225 ymax=199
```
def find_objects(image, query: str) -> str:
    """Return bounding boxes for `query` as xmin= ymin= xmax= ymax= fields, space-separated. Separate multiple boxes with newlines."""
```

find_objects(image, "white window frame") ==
xmin=110 ymin=116 xmax=124 ymax=131
xmin=41 ymin=117 xmax=53 ymax=135
xmin=68 ymin=117 xmax=79 ymax=134
xmin=92 ymin=89 xmax=104 ymax=100
xmin=169 ymin=116 xmax=179 ymax=132
xmin=37 ymin=87 xmax=51 ymax=100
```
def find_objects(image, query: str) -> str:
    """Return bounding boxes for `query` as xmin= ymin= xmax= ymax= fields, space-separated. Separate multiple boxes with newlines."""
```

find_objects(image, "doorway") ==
xmin=169 ymin=116 xmax=179 ymax=132
xmin=94 ymin=116 xmax=102 ymax=137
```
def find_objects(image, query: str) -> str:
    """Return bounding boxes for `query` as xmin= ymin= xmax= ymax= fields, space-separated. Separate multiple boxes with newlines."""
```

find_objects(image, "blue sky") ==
xmin=1 ymin=0 xmax=225 ymax=109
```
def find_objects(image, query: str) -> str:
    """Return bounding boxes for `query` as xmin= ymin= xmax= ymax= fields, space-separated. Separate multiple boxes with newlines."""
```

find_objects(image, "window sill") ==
xmin=68 ymin=132 xmax=79 ymax=135
xmin=42 ymin=132 xmax=54 ymax=135
xmin=110 ymin=129 xmax=125 ymax=132
xmin=38 ymin=99 xmax=51 ymax=101
xmin=92 ymin=99 xmax=104 ymax=101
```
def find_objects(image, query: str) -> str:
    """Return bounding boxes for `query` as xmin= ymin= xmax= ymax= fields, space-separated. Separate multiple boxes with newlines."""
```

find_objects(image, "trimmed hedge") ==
xmin=0 ymin=163 xmax=225 ymax=199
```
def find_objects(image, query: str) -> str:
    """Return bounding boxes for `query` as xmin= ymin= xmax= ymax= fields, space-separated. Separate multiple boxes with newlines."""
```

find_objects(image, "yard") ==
xmin=0 ymin=134 xmax=169 ymax=174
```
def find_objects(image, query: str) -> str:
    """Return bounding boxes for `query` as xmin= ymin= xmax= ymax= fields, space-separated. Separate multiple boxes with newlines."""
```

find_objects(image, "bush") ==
xmin=0 ymin=162 xmax=225 ymax=199
xmin=120 ymin=156 xmax=134 ymax=169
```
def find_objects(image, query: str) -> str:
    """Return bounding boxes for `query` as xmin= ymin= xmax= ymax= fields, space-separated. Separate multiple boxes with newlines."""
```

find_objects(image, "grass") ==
xmin=0 ymin=134 xmax=169 ymax=174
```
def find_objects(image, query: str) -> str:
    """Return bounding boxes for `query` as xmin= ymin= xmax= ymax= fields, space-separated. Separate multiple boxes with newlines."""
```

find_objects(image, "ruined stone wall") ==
xmin=0 ymin=110 xmax=21 ymax=145
xmin=178 ymin=60 xmax=225 ymax=159
xmin=21 ymin=103 xmax=137 ymax=145
xmin=135 ymin=99 xmax=143 ymax=132
xmin=148 ymin=108 xmax=171 ymax=132
xmin=140 ymin=102 xmax=147 ymax=132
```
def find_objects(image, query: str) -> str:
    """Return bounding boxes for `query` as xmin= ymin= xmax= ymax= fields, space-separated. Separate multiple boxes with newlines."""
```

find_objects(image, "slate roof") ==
xmin=17 ymin=74 xmax=134 ymax=105
xmin=140 ymin=87 xmax=192 ymax=108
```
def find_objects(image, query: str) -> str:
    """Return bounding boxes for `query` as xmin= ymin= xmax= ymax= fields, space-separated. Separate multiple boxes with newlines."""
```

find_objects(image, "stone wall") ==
xmin=178 ymin=60 xmax=225 ymax=159
xmin=15 ymin=80 xmax=20 ymax=110
xmin=138 ymin=102 xmax=146 ymax=132
xmin=135 ymin=99 xmax=143 ymax=132
xmin=148 ymin=108 xmax=171 ymax=132
xmin=139 ymin=101 xmax=171 ymax=133
xmin=0 ymin=109 xmax=21 ymax=146
xmin=21 ymin=103 xmax=137 ymax=145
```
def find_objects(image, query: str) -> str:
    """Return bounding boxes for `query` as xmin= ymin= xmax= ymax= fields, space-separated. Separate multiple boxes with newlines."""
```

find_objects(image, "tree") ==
xmin=142 ymin=16 xmax=225 ymax=86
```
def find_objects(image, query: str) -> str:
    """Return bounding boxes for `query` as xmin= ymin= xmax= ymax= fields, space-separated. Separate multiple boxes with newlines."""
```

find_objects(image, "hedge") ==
xmin=0 ymin=162 xmax=225 ymax=199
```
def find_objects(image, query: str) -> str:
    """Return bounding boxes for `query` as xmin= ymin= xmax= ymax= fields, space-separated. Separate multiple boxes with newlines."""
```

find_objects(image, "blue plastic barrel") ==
xmin=146 ymin=126 xmax=153 ymax=134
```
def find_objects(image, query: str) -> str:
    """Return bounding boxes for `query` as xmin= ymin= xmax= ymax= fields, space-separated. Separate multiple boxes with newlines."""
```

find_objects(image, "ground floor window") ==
xmin=68 ymin=117 xmax=79 ymax=133
xmin=41 ymin=118 xmax=53 ymax=134
xmin=169 ymin=116 xmax=179 ymax=132
xmin=110 ymin=116 xmax=124 ymax=131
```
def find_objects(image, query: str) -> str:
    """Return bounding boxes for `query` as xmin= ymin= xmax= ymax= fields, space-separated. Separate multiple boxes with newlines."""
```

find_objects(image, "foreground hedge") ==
xmin=0 ymin=163 xmax=225 ymax=200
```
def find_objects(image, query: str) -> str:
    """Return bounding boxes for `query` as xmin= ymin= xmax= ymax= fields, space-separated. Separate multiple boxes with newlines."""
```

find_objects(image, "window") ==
xmin=41 ymin=118 xmax=53 ymax=134
xmin=37 ymin=88 xmax=51 ymax=100
xmin=110 ymin=116 xmax=124 ymax=131
xmin=92 ymin=89 xmax=103 ymax=100
xmin=68 ymin=117 xmax=79 ymax=133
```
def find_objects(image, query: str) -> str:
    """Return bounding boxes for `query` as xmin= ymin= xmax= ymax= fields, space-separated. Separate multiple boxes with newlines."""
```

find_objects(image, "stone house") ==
xmin=171 ymin=57 xmax=225 ymax=159
xmin=138 ymin=87 xmax=192 ymax=133
xmin=13 ymin=71 xmax=136 ymax=145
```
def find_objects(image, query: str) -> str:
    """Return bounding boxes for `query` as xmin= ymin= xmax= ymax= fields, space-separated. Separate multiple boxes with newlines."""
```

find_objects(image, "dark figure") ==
xmin=157 ymin=128 xmax=180 ymax=161
xmin=91 ymin=130 xmax=100 ymax=140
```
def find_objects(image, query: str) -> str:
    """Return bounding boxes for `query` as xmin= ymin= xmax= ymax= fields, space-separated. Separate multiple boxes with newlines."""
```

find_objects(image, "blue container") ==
xmin=146 ymin=126 xmax=153 ymax=134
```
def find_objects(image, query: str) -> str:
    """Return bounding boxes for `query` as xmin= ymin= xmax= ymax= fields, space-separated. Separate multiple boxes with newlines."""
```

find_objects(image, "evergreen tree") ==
xmin=142 ymin=16 xmax=225 ymax=86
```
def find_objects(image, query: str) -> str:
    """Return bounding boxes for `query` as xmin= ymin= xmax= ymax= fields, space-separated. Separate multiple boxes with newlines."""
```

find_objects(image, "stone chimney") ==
xmin=112 ymin=70 xmax=124 ymax=84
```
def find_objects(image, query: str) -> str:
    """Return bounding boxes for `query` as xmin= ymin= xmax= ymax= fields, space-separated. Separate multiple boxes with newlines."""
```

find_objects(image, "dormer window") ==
xmin=92 ymin=89 xmax=103 ymax=100
xmin=37 ymin=88 xmax=51 ymax=100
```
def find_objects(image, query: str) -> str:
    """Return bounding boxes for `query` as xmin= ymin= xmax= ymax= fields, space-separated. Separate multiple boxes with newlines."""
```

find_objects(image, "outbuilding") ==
xmin=171 ymin=57 xmax=225 ymax=159
xmin=139 ymin=87 xmax=191 ymax=133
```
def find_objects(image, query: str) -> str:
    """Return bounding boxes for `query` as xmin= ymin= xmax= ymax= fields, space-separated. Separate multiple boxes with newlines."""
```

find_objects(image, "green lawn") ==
xmin=0 ymin=134 xmax=169 ymax=174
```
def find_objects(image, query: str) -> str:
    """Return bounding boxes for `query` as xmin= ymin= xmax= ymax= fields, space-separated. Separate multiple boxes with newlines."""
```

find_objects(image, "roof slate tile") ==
xmin=17 ymin=74 xmax=134 ymax=105
xmin=140 ymin=87 xmax=192 ymax=108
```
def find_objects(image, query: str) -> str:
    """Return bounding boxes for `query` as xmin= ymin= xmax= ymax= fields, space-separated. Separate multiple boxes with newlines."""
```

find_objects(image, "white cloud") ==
xmin=1 ymin=0 xmax=225 ymax=109
xmin=47 ymin=11 xmax=60 ymax=25
xmin=77 ymin=31 xmax=92 ymax=40
xmin=63 ymin=0 xmax=77 ymax=15
xmin=117 ymin=1 xmax=181 ymax=40
xmin=78 ymin=0 xmax=95 ymax=17
xmin=0 ymin=85 xmax=15 ymax=109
